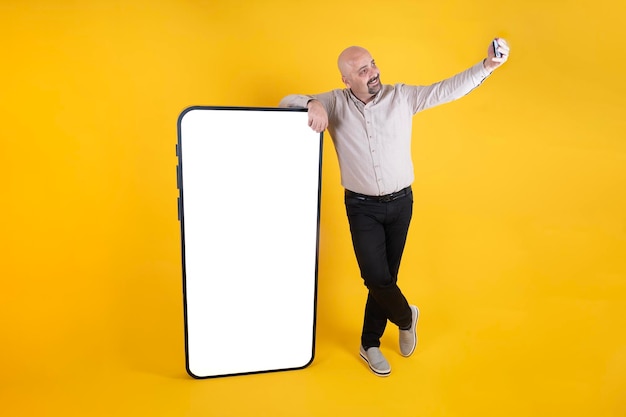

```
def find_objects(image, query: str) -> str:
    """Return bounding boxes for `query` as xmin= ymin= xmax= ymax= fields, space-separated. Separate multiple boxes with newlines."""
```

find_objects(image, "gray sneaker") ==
xmin=399 ymin=305 xmax=419 ymax=357
xmin=359 ymin=346 xmax=391 ymax=377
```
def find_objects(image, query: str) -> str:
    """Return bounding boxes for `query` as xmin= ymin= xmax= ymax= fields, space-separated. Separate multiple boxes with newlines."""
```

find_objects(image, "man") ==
xmin=279 ymin=38 xmax=510 ymax=376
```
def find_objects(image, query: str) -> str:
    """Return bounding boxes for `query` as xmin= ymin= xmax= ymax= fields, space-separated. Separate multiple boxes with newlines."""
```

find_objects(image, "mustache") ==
xmin=367 ymin=75 xmax=379 ymax=84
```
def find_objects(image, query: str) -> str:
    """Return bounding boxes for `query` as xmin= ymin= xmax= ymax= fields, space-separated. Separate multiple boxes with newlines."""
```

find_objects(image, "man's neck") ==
xmin=350 ymin=89 xmax=376 ymax=104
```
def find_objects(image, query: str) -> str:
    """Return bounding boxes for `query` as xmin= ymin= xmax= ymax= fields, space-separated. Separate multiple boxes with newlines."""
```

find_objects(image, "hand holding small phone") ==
xmin=485 ymin=37 xmax=509 ymax=72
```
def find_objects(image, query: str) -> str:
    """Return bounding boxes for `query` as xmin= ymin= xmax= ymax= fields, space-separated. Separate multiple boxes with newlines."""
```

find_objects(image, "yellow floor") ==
xmin=3 ymin=210 xmax=626 ymax=416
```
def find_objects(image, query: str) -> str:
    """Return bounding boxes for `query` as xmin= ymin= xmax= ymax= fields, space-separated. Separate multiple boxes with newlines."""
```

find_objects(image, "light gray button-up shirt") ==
xmin=279 ymin=61 xmax=491 ymax=196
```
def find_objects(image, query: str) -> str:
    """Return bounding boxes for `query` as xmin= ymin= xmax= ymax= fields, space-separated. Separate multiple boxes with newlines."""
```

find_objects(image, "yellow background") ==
xmin=2 ymin=0 xmax=625 ymax=416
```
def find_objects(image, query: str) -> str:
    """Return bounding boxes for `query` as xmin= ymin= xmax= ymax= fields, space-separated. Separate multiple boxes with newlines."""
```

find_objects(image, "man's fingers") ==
xmin=495 ymin=38 xmax=510 ymax=56
xmin=308 ymin=117 xmax=327 ymax=133
xmin=313 ymin=123 xmax=326 ymax=133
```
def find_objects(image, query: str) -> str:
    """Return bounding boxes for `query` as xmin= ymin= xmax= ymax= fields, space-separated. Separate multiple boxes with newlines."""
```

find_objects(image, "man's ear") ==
xmin=342 ymin=76 xmax=350 ymax=88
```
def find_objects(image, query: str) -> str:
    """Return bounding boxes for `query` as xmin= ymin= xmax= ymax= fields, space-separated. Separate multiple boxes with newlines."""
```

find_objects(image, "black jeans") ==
xmin=345 ymin=187 xmax=414 ymax=349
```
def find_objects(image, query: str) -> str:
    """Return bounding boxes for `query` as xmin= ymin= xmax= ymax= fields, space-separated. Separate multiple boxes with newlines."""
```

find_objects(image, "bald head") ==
xmin=337 ymin=46 xmax=372 ymax=77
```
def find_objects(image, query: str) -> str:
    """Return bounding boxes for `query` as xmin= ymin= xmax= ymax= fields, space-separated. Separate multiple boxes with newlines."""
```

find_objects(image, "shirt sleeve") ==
xmin=278 ymin=91 xmax=337 ymax=115
xmin=402 ymin=61 xmax=491 ymax=114
xmin=278 ymin=94 xmax=312 ymax=108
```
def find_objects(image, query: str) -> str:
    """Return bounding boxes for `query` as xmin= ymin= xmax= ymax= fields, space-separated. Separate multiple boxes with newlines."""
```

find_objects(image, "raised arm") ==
xmin=405 ymin=38 xmax=511 ymax=113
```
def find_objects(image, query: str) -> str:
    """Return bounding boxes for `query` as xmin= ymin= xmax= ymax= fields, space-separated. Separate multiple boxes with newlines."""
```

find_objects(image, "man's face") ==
xmin=342 ymin=50 xmax=381 ymax=99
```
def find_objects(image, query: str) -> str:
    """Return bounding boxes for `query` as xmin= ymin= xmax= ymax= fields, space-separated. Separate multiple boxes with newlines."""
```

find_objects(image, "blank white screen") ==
xmin=178 ymin=107 xmax=322 ymax=378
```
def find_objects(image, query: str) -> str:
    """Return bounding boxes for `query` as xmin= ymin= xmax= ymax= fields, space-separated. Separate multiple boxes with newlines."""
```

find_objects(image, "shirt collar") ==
xmin=347 ymin=87 xmax=383 ymax=107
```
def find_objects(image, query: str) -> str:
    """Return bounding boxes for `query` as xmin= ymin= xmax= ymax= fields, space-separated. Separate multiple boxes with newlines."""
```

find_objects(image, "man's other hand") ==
xmin=307 ymin=100 xmax=328 ymax=133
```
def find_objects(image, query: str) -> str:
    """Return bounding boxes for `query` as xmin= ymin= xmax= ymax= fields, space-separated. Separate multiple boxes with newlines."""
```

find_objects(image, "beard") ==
xmin=367 ymin=75 xmax=381 ymax=94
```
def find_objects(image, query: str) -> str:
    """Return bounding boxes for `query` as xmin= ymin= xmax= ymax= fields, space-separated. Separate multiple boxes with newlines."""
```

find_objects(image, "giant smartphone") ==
xmin=177 ymin=106 xmax=323 ymax=378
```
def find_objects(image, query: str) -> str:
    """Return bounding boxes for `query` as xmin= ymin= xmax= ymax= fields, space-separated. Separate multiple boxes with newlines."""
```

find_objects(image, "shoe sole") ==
xmin=359 ymin=351 xmax=391 ymax=377
xmin=400 ymin=305 xmax=419 ymax=357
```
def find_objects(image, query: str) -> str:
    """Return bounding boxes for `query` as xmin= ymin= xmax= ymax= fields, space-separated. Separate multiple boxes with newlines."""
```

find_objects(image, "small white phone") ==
xmin=493 ymin=39 xmax=502 ymax=58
